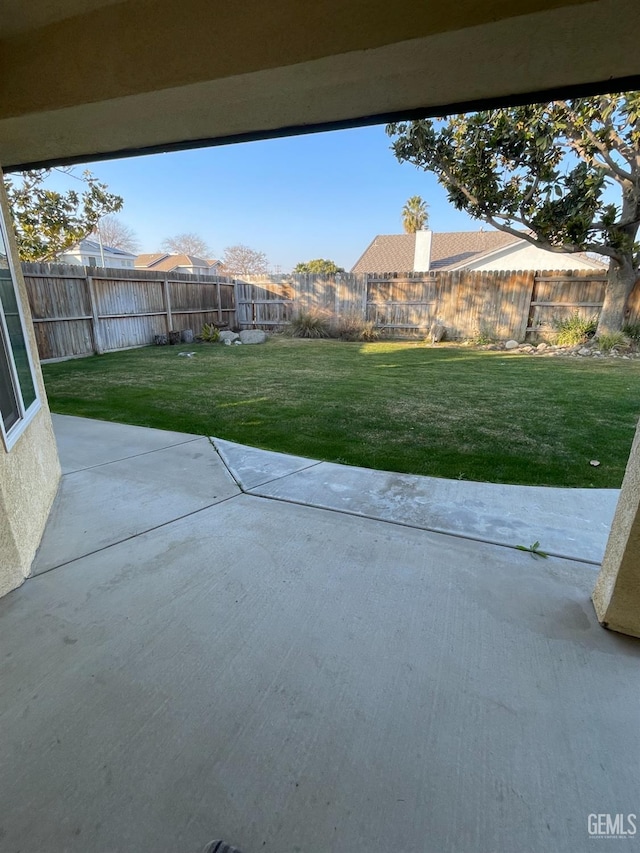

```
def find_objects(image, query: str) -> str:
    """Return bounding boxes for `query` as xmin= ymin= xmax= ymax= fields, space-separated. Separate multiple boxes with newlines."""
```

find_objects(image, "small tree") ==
xmin=160 ymin=232 xmax=211 ymax=257
xmin=92 ymin=215 xmax=139 ymax=253
xmin=402 ymin=195 xmax=429 ymax=233
xmin=387 ymin=93 xmax=640 ymax=335
xmin=4 ymin=169 xmax=123 ymax=262
xmin=222 ymin=244 xmax=269 ymax=276
xmin=293 ymin=259 xmax=345 ymax=274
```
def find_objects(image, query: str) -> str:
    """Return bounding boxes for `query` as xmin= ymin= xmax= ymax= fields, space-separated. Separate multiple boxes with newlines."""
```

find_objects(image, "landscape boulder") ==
xmin=239 ymin=330 xmax=268 ymax=345
xmin=505 ymin=340 xmax=519 ymax=350
xmin=219 ymin=330 xmax=240 ymax=344
xmin=430 ymin=323 xmax=446 ymax=343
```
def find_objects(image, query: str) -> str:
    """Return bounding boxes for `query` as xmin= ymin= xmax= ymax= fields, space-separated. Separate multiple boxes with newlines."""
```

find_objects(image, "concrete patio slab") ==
xmin=32 ymin=437 xmax=239 ymax=574
xmin=214 ymin=440 xmax=619 ymax=565
xmin=52 ymin=413 xmax=202 ymax=474
xmin=2 ymin=494 xmax=638 ymax=853
xmin=214 ymin=437 xmax=321 ymax=489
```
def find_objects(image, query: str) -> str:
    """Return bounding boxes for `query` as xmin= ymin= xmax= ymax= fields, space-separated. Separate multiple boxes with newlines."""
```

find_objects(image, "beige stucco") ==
xmin=0 ymin=171 xmax=61 ymax=597
xmin=1 ymin=0 xmax=639 ymax=169
xmin=592 ymin=420 xmax=640 ymax=637
xmin=465 ymin=242 xmax=607 ymax=272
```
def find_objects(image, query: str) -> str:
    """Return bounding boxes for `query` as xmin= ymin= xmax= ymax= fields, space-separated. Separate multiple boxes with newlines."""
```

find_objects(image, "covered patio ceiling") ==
xmin=1 ymin=0 xmax=639 ymax=170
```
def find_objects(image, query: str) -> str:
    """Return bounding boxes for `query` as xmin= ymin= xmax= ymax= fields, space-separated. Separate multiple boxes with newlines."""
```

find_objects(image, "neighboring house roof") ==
xmin=65 ymin=239 xmax=136 ymax=258
xmin=430 ymin=231 xmax=519 ymax=270
xmin=351 ymin=234 xmax=415 ymax=274
xmin=206 ymin=258 xmax=222 ymax=267
xmin=350 ymin=231 xmax=518 ymax=274
xmin=445 ymin=238 xmax=608 ymax=271
xmin=135 ymin=253 xmax=211 ymax=271
xmin=350 ymin=231 xmax=607 ymax=273
xmin=135 ymin=252 xmax=167 ymax=267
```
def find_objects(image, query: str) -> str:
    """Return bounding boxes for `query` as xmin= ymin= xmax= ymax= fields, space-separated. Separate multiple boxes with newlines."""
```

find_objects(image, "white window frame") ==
xmin=0 ymin=213 xmax=41 ymax=451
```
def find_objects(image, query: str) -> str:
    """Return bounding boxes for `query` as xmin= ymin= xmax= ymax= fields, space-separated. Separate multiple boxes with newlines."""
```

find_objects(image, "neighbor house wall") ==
xmin=468 ymin=243 xmax=605 ymax=272
xmin=0 ymin=171 xmax=60 ymax=597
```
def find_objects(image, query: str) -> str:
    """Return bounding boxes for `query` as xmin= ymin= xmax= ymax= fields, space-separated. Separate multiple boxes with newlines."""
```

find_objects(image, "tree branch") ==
xmin=435 ymin=151 xmax=625 ymax=263
xmin=487 ymin=212 xmax=622 ymax=260
xmin=522 ymin=175 xmax=540 ymax=206
xmin=557 ymin=100 xmax=634 ymax=181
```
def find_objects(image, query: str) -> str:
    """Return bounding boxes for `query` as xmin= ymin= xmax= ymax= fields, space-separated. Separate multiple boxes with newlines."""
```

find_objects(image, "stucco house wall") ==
xmin=0 ymin=172 xmax=61 ymax=597
xmin=466 ymin=242 xmax=606 ymax=272
xmin=59 ymin=240 xmax=136 ymax=268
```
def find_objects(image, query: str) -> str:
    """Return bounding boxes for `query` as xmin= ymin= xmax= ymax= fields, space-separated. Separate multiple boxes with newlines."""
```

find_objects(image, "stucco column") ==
xmin=0 ymin=169 xmax=61 ymax=597
xmin=592 ymin=419 xmax=640 ymax=637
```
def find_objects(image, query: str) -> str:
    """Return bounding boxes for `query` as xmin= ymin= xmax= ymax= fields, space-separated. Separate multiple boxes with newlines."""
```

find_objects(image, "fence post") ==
xmin=233 ymin=279 xmax=239 ymax=329
xmin=361 ymin=274 xmax=368 ymax=322
xmin=216 ymin=280 xmax=222 ymax=323
xmin=86 ymin=274 xmax=104 ymax=355
xmin=519 ymin=270 xmax=537 ymax=341
xmin=162 ymin=276 xmax=173 ymax=333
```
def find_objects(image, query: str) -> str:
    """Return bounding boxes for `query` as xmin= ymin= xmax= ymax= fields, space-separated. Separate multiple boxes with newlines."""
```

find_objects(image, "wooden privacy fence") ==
xmin=237 ymin=269 xmax=640 ymax=339
xmin=23 ymin=263 xmax=236 ymax=361
xmin=23 ymin=265 xmax=640 ymax=361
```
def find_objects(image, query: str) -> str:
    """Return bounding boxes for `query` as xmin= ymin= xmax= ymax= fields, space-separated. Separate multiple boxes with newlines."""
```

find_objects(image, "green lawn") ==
xmin=42 ymin=339 xmax=640 ymax=488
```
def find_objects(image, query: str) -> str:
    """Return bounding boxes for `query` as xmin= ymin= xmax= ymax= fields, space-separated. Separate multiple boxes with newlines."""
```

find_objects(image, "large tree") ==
xmin=387 ymin=94 xmax=640 ymax=334
xmin=160 ymin=232 xmax=211 ymax=257
xmin=4 ymin=169 xmax=123 ymax=262
xmin=293 ymin=258 xmax=344 ymax=274
xmin=92 ymin=215 xmax=139 ymax=253
xmin=222 ymin=244 xmax=269 ymax=276
xmin=402 ymin=195 xmax=429 ymax=233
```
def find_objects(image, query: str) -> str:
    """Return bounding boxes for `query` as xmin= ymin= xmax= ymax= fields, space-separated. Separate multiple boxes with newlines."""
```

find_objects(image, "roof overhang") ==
xmin=1 ymin=0 xmax=639 ymax=170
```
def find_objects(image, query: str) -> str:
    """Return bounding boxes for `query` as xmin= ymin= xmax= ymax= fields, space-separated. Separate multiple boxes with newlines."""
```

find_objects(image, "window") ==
xmin=88 ymin=256 xmax=98 ymax=267
xmin=0 ymin=213 xmax=40 ymax=449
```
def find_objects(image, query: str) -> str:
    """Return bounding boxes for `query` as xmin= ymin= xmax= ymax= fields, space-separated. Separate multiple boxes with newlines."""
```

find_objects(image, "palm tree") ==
xmin=402 ymin=196 xmax=429 ymax=233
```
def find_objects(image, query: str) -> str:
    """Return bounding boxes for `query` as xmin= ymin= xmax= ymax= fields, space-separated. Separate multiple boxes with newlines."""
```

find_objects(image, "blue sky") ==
xmin=47 ymin=124 xmax=480 ymax=271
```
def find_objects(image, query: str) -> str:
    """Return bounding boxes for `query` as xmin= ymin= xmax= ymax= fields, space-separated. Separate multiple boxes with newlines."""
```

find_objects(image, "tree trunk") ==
xmin=596 ymin=260 xmax=638 ymax=336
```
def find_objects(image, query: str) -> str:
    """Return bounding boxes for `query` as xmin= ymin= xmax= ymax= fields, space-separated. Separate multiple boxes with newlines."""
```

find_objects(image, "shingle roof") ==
xmin=431 ymin=231 xmax=519 ymax=269
xmin=351 ymin=230 xmax=609 ymax=273
xmin=135 ymin=253 xmax=211 ymax=271
xmin=76 ymin=239 xmax=136 ymax=257
xmin=135 ymin=253 xmax=166 ymax=267
xmin=350 ymin=234 xmax=415 ymax=274
xmin=350 ymin=231 xmax=519 ymax=274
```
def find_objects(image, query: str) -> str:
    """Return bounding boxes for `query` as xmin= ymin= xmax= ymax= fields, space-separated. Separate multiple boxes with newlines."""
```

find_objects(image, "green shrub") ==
xmin=597 ymin=332 xmax=628 ymax=353
xmin=553 ymin=312 xmax=598 ymax=346
xmin=622 ymin=322 xmax=640 ymax=343
xmin=471 ymin=325 xmax=495 ymax=346
xmin=199 ymin=323 xmax=220 ymax=343
xmin=333 ymin=313 xmax=380 ymax=342
xmin=289 ymin=310 xmax=332 ymax=338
